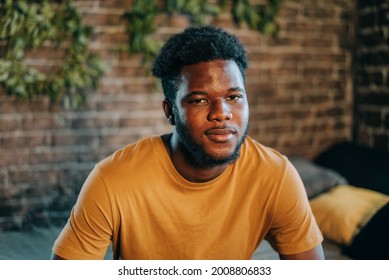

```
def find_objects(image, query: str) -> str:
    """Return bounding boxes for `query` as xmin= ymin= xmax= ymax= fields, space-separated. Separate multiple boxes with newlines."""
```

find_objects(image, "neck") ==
xmin=162 ymin=133 xmax=230 ymax=183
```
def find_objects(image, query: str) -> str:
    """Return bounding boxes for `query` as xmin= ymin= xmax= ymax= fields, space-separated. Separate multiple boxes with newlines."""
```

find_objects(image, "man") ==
xmin=51 ymin=26 xmax=324 ymax=260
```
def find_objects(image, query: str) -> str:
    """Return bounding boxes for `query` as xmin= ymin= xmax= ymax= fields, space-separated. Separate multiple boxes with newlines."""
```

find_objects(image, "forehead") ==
xmin=179 ymin=60 xmax=244 ymax=89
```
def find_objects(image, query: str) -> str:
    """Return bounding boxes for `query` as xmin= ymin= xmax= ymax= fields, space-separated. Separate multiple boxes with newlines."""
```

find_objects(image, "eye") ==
xmin=227 ymin=95 xmax=242 ymax=102
xmin=190 ymin=98 xmax=208 ymax=105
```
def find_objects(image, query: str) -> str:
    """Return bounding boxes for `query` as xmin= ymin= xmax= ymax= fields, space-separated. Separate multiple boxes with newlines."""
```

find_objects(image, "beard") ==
xmin=174 ymin=114 xmax=249 ymax=168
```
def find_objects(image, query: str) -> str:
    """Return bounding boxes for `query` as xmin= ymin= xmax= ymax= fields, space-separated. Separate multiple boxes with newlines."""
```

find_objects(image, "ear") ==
xmin=162 ymin=99 xmax=175 ymax=125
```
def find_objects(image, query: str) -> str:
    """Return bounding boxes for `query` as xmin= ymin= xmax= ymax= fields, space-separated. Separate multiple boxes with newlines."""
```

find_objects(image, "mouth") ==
xmin=205 ymin=127 xmax=237 ymax=142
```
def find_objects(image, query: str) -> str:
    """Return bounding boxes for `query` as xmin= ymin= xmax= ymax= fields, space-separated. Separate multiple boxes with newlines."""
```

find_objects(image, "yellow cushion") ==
xmin=309 ymin=185 xmax=389 ymax=245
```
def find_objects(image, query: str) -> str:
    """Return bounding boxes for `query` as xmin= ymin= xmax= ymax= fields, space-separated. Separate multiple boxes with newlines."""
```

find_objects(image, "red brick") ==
xmin=280 ymin=21 xmax=320 ymax=33
xmin=98 ymin=0 xmax=132 ymax=9
xmin=282 ymin=81 xmax=314 ymax=91
xmin=91 ymin=48 xmax=119 ymax=61
xmin=333 ymin=121 xmax=347 ymax=130
xmin=276 ymin=66 xmax=299 ymax=77
xmin=0 ymin=97 xmax=15 ymax=113
xmin=311 ymin=53 xmax=347 ymax=63
xmin=247 ymin=52 xmax=278 ymax=63
xmin=82 ymin=12 xmax=123 ymax=26
xmin=99 ymin=79 xmax=154 ymax=94
xmin=106 ymin=66 xmax=146 ymax=78
xmin=96 ymin=31 xmax=128 ymax=44
xmin=265 ymin=124 xmax=296 ymax=134
xmin=299 ymin=122 xmax=332 ymax=132
xmin=278 ymin=53 xmax=313 ymax=62
xmin=0 ymin=116 xmax=21 ymax=132
xmin=299 ymin=95 xmax=330 ymax=104
xmin=97 ymin=97 xmax=161 ymax=112
xmin=286 ymin=110 xmax=314 ymax=120
xmin=21 ymin=115 xmax=57 ymax=131
xmin=304 ymin=7 xmax=335 ymax=18
xmin=78 ymin=149 xmax=105 ymax=163
xmin=12 ymin=97 xmax=51 ymax=113
xmin=24 ymin=46 xmax=66 ymax=61
xmin=29 ymin=150 xmax=77 ymax=165
xmin=70 ymin=116 xmax=119 ymax=129
xmin=119 ymin=116 xmax=163 ymax=128
xmin=315 ymin=107 xmax=345 ymax=117
xmin=321 ymin=23 xmax=350 ymax=36
xmin=100 ymin=132 xmax=140 ymax=148
xmin=0 ymin=133 xmax=50 ymax=149
xmin=301 ymin=38 xmax=333 ymax=48
xmin=250 ymin=111 xmax=277 ymax=121
xmin=267 ymin=36 xmax=301 ymax=46
xmin=303 ymin=67 xmax=332 ymax=77
xmin=51 ymin=133 xmax=98 ymax=147
xmin=7 ymin=169 xmax=49 ymax=185
xmin=0 ymin=150 xmax=30 ymax=167
xmin=279 ymin=5 xmax=300 ymax=17
xmin=166 ymin=14 xmax=191 ymax=28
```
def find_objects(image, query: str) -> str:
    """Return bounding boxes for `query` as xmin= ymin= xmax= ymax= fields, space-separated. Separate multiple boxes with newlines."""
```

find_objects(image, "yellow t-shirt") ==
xmin=53 ymin=135 xmax=322 ymax=259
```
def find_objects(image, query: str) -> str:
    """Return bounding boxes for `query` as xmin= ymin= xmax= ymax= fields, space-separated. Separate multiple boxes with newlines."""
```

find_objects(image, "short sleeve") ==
xmin=52 ymin=166 xmax=113 ymax=259
xmin=266 ymin=161 xmax=323 ymax=255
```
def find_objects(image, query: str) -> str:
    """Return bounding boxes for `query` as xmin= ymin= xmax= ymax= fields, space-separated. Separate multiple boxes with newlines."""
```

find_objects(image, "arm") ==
xmin=266 ymin=160 xmax=324 ymax=258
xmin=51 ymin=167 xmax=113 ymax=260
xmin=279 ymin=244 xmax=325 ymax=260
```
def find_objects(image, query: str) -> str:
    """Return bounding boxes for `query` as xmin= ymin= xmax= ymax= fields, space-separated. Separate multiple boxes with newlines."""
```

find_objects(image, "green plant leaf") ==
xmin=0 ymin=0 xmax=105 ymax=108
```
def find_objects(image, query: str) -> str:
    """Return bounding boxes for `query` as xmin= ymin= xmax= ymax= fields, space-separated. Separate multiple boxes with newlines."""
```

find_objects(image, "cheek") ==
xmin=234 ymin=103 xmax=249 ymax=123
xmin=185 ymin=112 xmax=205 ymax=132
xmin=243 ymin=106 xmax=250 ymax=122
xmin=176 ymin=104 xmax=205 ymax=123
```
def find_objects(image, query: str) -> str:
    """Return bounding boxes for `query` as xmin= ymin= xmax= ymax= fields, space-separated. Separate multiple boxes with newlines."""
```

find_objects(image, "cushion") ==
xmin=314 ymin=142 xmax=389 ymax=195
xmin=289 ymin=156 xmax=348 ymax=198
xmin=309 ymin=185 xmax=389 ymax=245
xmin=342 ymin=203 xmax=389 ymax=259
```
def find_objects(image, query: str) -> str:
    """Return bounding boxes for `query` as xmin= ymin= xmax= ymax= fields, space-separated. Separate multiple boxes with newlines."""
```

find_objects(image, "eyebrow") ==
xmin=186 ymin=91 xmax=208 ymax=97
xmin=228 ymin=87 xmax=246 ymax=93
xmin=185 ymin=87 xmax=246 ymax=98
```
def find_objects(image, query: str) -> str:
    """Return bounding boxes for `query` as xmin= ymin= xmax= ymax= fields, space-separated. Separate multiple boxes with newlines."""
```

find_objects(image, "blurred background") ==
xmin=0 ymin=0 xmax=387 ymax=254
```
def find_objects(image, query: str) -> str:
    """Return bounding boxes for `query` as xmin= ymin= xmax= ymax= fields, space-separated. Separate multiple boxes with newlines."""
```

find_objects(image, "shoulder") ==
xmin=244 ymin=138 xmax=303 ymax=195
xmin=237 ymin=137 xmax=304 ymax=202
xmin=99 ymin=136 xmax=164 ymax=165
xmin=95 ymin=135 xmax=167 ymax=177
xmin=240 ymin=136 xmax=289 ymax=174
xmin=109 ymin=135 xmax=162 ymax=160
xmin=233 ymin=136 xmax=298 ymax=202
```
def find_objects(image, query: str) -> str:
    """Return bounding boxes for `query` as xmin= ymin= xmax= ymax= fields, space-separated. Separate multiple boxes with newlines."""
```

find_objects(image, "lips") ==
xmin=205 ymin=127 xmax=237 ymax=142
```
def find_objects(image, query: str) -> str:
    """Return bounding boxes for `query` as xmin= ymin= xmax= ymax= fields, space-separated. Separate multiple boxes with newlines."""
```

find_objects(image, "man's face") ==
xmin=172 ymin=59 xmax=249 ymax=168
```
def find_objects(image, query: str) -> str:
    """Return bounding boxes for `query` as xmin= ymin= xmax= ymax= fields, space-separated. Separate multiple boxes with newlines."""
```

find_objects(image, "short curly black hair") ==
xmin=152 ymin=25 xmax=248 ymax=104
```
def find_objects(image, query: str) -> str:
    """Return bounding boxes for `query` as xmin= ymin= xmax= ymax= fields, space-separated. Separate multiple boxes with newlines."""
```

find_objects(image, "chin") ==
xmin=207 ymin=149 xmax=236 ymax=160
xmin=196 ymin=147 xmax=241 ymax=168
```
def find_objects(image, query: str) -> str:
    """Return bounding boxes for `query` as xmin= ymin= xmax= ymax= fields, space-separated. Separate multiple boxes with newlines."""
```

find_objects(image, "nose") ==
xmin=208 ymin=99 xmax=232 ymax=122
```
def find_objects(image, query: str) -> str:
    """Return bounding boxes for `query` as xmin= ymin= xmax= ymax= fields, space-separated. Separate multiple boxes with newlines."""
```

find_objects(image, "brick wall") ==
xmin=354 ymin=0 xmax=389 ymax=151
xmin=0 ymin=0 xmax=355 ymax=230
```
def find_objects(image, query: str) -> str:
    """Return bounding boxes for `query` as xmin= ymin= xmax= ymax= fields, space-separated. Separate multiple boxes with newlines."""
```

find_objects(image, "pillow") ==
xmin=314 ymin=142 xmax=389 ymax=195
xmin=309 ymin=185 xmax=389 ymax=245
xmin=342 ymin=203 xmax=389 ymax=259
xmin=289 ymin=156 xmax=348 ymax=198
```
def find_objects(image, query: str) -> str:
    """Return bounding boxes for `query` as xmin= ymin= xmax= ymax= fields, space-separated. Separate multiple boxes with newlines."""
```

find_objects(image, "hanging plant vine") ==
xmin=0 ymin=0 xmax=106 ymax=109
xmin=122 ymin=0 xmax=281 ymax=72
